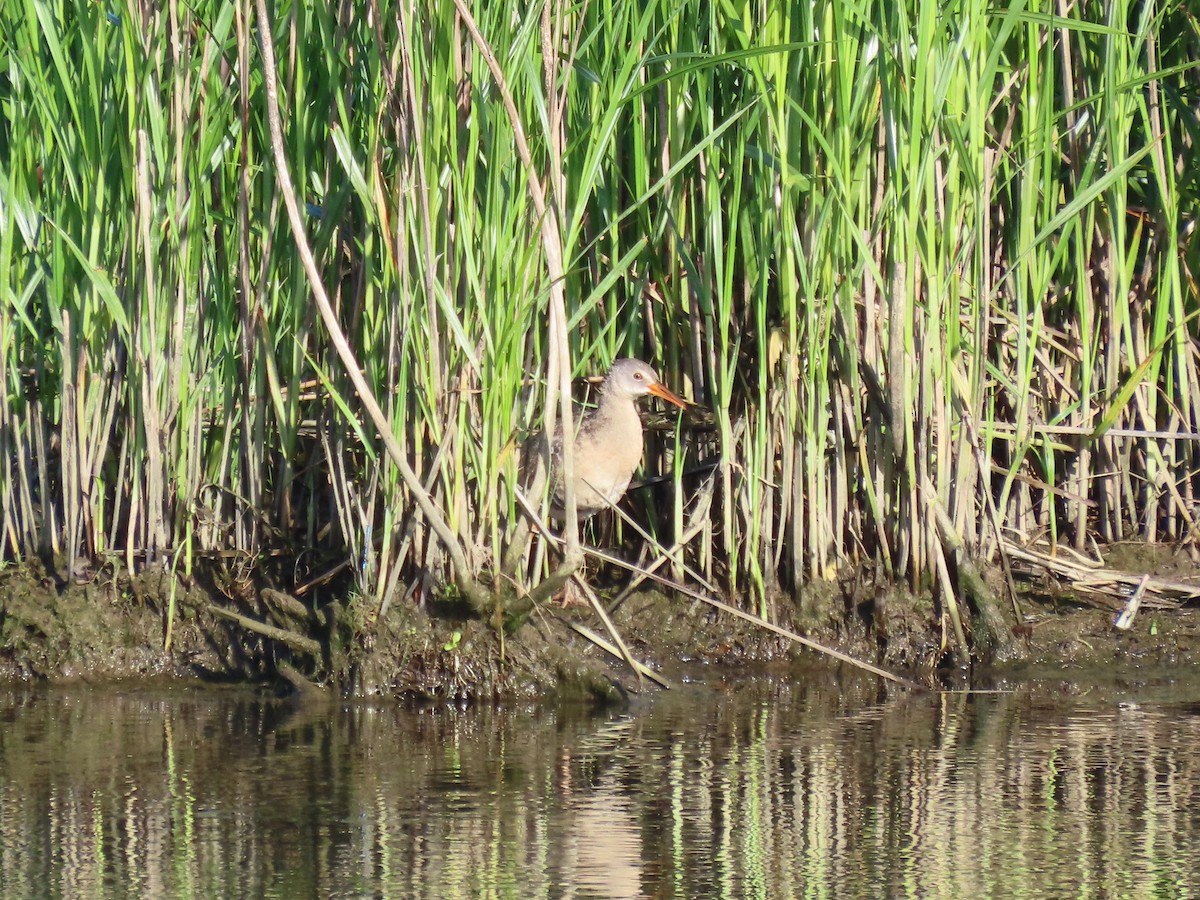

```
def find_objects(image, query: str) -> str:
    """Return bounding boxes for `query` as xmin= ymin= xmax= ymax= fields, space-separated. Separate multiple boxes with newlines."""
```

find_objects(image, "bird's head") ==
xmin=604 ymin=358 xmax=687 ymax=409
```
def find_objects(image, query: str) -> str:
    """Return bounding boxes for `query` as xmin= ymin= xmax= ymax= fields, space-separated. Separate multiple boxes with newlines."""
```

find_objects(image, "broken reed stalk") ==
xmin=1113 ymin=574 xmax=1150 ymax=631
xmin=581 ymin=543 xmax=922 ymax=689
xmin=560 ymin=618 xmax=671 ymax=689
xmin=572 ymin=574 xmax=646 ymax=691
xmin=1007 ymin=542 xmax=1199 ymax=610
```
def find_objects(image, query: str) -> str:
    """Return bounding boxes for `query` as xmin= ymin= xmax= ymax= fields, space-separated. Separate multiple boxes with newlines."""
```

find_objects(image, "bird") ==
xmin=524 ymin=358 xmax=688 ymax=522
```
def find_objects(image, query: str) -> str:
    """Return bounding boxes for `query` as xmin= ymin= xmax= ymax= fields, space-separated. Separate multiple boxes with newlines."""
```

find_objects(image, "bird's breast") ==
xmin=558 ymin=405 xmax=645 ymax=515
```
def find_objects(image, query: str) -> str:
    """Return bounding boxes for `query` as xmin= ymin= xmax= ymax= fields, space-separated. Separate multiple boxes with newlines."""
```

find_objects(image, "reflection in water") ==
xmin=1 ymin=672 xmax=1199 ymax=898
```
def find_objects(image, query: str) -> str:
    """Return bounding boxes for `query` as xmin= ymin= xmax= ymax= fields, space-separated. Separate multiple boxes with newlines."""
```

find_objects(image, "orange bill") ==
xmin=647 ymin=381 xmax=688 ymax=409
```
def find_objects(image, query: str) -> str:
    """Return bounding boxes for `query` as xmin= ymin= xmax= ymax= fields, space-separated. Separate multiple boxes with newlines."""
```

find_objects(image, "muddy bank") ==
xmin=3 ymin=555 xmax=1200 ymax=699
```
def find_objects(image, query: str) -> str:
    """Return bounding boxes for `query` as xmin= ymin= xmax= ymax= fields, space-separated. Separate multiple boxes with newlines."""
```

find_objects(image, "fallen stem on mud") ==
xmin=582 ymin=546 xmax=923 ymax=689
xmin=559 ymin=619 xmax=671 ymax=689
xmin=514 ymin=484 xmax=918 ymax=686
xmin=573 ymin=574 xmax=644 ymax=690
xmin=1006 ymin=541 xmax=1198 ymax=608
xmin=206 ymin=603 xmax=322 ymax=657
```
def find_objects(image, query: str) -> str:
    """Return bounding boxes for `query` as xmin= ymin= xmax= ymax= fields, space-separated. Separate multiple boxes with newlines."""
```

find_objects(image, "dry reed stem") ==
xmin=560 ymin=618 xmax=670 ymax=689
xmin=254 ymin=0 xmax=489 ymax=610
xmin=1007 ymin=542 xmax=1199 ymax=610
xmin=451 ymin=0 xmax=580 ymax=560
xmin=582 ymin=543 xmax=922 ymax=689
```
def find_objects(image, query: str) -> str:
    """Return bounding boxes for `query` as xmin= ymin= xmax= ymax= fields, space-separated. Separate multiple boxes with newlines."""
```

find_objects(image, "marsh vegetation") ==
xmin=1 ymin=0 xmax=1197 ymax=679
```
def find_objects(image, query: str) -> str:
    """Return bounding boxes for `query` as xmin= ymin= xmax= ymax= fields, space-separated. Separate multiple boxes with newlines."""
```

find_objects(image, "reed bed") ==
xmin=1 ymin=0 xmax=1196 ymax=653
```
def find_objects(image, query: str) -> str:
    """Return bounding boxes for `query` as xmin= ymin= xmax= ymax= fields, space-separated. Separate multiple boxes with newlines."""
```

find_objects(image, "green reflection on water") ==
xmin=1 ymin=672 xmax=1199 ymax=898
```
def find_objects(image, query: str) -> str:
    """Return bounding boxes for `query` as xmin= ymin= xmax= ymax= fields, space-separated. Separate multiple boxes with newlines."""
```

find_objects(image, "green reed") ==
xmin=1 ymin=0 xmax=1195 ymax=656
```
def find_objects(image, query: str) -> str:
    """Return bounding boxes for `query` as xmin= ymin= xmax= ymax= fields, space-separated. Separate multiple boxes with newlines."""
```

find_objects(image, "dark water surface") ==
xmin=2 ymin=668 xmax=1199 ymax=899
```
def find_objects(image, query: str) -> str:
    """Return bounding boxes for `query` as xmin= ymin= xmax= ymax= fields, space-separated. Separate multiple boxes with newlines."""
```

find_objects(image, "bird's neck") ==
xmin=593 ymin=388 xmax=638 ymax=424
xmin=577 ymin=391 xmax=642 ymax=454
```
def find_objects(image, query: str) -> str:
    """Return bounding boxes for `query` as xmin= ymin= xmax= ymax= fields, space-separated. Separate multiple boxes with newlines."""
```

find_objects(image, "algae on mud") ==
xmin=0 ymin=557 xmax=643 ymax=699
xmin=6 ymin=551 xmax=1200 ymax=700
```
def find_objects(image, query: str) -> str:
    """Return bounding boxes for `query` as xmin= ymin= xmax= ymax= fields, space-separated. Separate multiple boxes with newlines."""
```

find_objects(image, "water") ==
xmin=2 ymin=669 xmax=1199 ymax=899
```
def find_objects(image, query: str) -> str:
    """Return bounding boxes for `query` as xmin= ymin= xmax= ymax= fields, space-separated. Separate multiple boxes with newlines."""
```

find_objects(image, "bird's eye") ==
xmin=634 ymin=372 xmax=643 ymax=380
